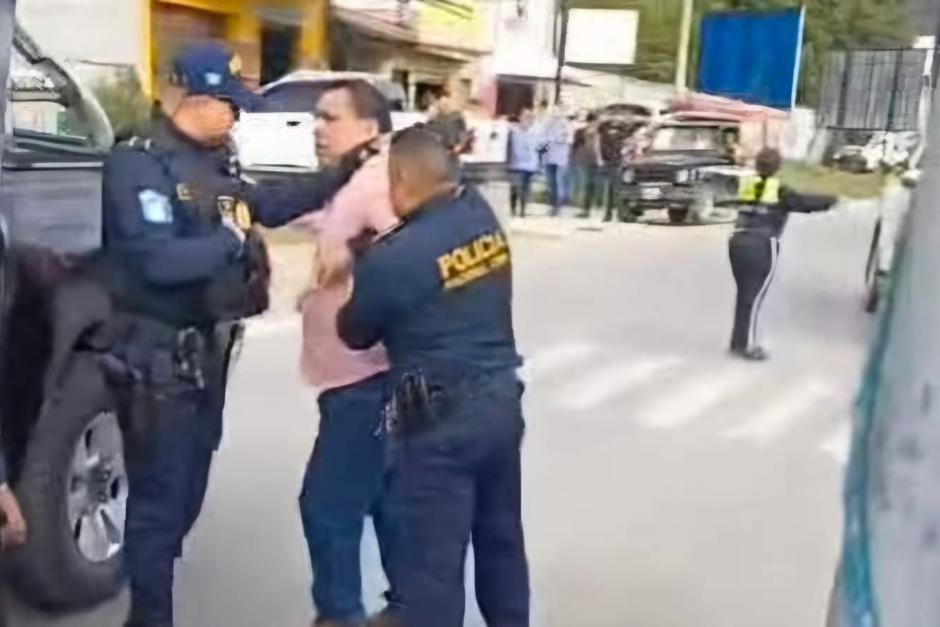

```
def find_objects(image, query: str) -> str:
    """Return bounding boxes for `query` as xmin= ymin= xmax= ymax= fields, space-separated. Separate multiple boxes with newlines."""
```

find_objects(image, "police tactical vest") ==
xmin=119 ymin=137 xmax=270 ymax=323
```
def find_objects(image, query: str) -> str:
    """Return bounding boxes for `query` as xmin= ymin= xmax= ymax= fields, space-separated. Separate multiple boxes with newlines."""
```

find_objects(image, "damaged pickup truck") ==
xmin=620 ymin=113 xmax=747 ymax=224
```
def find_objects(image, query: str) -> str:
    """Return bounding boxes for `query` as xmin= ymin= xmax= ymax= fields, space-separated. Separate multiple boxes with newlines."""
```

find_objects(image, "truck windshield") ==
xmin=650 ymin=126 xmax=721 ymax=151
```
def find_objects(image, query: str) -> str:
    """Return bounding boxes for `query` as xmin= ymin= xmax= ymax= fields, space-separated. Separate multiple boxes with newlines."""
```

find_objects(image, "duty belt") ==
xmin=113 ymin=314 xmax=215 ymax=390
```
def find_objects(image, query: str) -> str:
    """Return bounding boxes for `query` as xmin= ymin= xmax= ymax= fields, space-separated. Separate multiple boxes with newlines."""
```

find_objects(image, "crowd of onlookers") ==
xmin=506 ymin=102 xmax=627 ymax=220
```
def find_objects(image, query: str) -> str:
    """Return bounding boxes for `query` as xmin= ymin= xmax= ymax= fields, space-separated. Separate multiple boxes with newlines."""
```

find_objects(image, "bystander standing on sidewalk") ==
xmin=571 ymin=112 xmax=603 ymax=218
xmin=508 ymin=107 xmax=542 ymax=218
xmin=538 ymin=101 xmax=572 ymax=216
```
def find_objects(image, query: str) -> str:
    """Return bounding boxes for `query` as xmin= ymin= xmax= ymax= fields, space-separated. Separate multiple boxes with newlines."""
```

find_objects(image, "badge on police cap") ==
xmin=229 ymin=54 xmax=243 ymax=78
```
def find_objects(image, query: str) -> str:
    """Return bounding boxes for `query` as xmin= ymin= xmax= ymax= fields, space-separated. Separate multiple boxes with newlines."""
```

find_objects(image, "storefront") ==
xmin=146 ymin=0 xmax=329 ymax=93
xmin=329 ymin=2 xmax=491 ymax=111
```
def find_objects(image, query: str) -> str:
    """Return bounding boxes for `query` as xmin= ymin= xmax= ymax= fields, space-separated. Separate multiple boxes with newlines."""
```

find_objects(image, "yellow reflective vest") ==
xmin=738 ymin=176 xmax=781 ymax=205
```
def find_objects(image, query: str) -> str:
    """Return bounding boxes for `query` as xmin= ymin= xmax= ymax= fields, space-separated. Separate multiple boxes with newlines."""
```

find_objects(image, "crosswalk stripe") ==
xmin=638 ymin=366 xmax=759 ymax=430
xmin=557 ymin=356 xmax=684 ymax=412
xmin=520 ymin=341 xmax=599 ymax=383
xmin=722 ymin=380 xmax=835 ymax=444
xmin=819 ymin=421 xmax=852 ymax=465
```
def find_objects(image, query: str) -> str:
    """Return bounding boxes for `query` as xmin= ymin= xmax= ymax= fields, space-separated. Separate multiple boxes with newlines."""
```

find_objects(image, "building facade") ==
xmin=17 ymin=0 xmax=331 ymax=94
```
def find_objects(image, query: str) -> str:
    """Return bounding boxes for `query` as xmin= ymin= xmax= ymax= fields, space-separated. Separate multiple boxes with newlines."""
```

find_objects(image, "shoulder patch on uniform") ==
xmin=176 ymin=183 xmax=193 ymax=202
xmin=139 ymin=190 xmax=173 ymax=224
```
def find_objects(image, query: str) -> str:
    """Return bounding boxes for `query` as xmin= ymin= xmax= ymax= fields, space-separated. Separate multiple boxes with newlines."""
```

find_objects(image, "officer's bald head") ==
xmin=388 ymin=126 xmax=460 ymax=218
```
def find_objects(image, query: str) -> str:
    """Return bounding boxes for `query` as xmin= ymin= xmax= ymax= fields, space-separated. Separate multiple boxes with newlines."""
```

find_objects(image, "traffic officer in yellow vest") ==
xmin=728 ymin=148 xmax=836 ymax=360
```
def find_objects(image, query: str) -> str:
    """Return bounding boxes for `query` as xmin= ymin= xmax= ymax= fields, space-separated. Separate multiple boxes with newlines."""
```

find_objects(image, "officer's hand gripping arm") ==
xmin=337 ymin=253 xmax=391 ymax=350
xmin=247 ymin=140 xmax=381 ymax=228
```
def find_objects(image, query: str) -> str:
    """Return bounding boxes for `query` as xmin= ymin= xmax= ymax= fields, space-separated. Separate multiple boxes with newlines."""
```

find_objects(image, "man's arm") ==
xmin=780 ymin=186 xmax=838 ymax=214
xmin=247 ymin=143 xmax=379 ymax=228
xmin=246 ymin=167 xmax=353 ymax=228
xmin=337 ymin=249 xmax=397 ymax=350
xmin=105 ymin=154 xmax=243 ymax=286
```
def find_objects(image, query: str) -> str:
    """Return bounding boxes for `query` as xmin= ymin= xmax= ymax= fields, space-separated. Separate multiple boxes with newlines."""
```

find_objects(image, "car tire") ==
xmin=668 ymin=207 xmax=689 ymax=224
xmin=9 ymin=352 xmax=126 ymax=611
xmin=864 ymin=221 xmax=883 ymax=314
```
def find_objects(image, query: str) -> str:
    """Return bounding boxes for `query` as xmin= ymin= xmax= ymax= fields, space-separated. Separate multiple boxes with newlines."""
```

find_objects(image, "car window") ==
xmin=261 ymin=80 xmax=406 ymax=114
xmin=261 ymin=82 xmax=330 ymax=113
xmin=651 ymin=127 xmax=721 ymax=151
xmin=7 ymin=48 xmax=91 ymax=142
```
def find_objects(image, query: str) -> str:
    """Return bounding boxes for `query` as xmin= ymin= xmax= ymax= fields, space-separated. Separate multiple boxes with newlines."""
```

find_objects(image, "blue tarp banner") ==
xmin=698 ymin=8 xmax=805 ymax=110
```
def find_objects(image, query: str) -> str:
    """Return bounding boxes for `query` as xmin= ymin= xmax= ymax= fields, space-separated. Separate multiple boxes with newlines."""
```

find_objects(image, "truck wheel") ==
xmin=864 ymin=221 xmax=883 ymax=314
xmin=668 ymin=207 xmax=689 ymax=224
xmin=10 ymin=352 xmax=126 ymax=610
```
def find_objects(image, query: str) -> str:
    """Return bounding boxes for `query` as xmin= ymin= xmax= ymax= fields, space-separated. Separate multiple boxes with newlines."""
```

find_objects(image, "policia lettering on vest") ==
xmin=338 ymin=127 xmax=529 ymax=627
xmin=727 ymin=148 xmax=837 ymax=361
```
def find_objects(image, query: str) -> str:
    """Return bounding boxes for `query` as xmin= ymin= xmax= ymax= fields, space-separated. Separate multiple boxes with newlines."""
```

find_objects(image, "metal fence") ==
xmin=819 ymin=47 xmax=936 ymax=131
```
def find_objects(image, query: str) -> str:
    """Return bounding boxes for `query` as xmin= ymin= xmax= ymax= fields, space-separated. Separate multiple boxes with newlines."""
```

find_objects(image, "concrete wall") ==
xmin=17 ymin=0 xmax=145 ymax=79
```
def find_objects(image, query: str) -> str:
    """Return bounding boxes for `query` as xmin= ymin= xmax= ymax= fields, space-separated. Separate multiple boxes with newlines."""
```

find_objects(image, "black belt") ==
xmin=382 ymin=367 xmax=519 ymax=437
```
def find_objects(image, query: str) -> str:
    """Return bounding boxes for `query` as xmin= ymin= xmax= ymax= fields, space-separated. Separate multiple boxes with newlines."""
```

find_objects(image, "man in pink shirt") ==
xmin=292 ymin=80 xmax=399 ymax=627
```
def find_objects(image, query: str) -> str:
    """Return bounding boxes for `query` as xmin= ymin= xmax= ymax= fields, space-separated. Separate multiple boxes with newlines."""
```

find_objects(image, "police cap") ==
xmin=170 ymin=41 xmax=261 ymax=112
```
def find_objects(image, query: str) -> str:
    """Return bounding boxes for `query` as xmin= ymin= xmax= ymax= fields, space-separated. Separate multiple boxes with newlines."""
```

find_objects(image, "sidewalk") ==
xmin=508 ymin=203 xmax=616 ymax=239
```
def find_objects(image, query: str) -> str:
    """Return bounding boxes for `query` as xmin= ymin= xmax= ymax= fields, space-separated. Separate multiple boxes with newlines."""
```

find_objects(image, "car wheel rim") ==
xmin=67 ymin=411 xmax=127 ymax=563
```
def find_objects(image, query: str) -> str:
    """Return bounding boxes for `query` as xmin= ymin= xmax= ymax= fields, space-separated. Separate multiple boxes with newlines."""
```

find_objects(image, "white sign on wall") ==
xmin=565 ymin=9 xmax=638 ymax=66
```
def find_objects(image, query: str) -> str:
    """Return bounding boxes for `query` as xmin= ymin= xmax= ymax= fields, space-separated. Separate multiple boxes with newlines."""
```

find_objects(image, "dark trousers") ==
xmin=300 ymin=372 xmax=393 ymax=622
xmin=729 ymin=231 xmax=780 ymax=352
xmin=545 ymin=164 xmax=564 ymax=215
xmin=124 ymin=385 xmax=220 ymax=627
xmin=384 ymin=372 xmax=529 ymax=627
xmin=575 ymin=165 xmax=602 ymax=215
xmin=123 ymin=326 xmax=230 ymax=627
xmin=601 ymin=166 xmax=620 ymax=221
xmin=509 ymin=171 xmax=535 ymax=217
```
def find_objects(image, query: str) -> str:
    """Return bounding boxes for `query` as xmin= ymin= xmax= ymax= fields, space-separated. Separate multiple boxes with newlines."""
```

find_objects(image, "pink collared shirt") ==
xmin=292 ymin=147 xmax=398 ymax=394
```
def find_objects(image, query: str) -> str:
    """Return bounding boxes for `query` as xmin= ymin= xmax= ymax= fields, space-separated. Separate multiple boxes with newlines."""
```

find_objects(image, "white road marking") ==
xmin=519 ymin=341 xmax=599 ymax=384
xmin=722 ymin=380 xmax=835 ymax=444
xmin=638 ymin=366 xmax=759 ymax=429
xmin=819 ymin=421 xmax=852 ymax=465
xmin=245 ymin=315 xmax=300 ymax=339
xmin=557 ymin=356 xmax=685 ymax=412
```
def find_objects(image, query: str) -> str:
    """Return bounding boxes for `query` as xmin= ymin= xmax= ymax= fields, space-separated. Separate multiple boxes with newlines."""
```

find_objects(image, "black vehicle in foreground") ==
xmin=0 ymin=5 xmax=132 ymax=611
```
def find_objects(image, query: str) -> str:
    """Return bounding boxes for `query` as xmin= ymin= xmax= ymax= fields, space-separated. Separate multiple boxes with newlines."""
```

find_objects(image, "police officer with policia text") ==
xmin=338 ymin=126 xmax=529 ymax=627
xmin=101 ymin=42 xmax=372 ymax=627
xmin=728 ymin=148 xmax=836 ymax=361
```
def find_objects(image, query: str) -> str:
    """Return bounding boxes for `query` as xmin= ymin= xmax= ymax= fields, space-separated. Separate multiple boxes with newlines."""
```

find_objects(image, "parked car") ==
xmin=863 ymin=170 xmax=920 ymax=313
xmin=235 ymin=70 xmax=423 ymax=175
xmin=832 ymin=131 xmax=919 ymax=174
xmin=620 ymin=113 xmax=746 ymax=224
xmin=0 ymin=15 xmax=131 ymax=611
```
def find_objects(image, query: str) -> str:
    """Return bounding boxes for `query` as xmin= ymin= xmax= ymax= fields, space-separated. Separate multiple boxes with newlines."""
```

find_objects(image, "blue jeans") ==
xmin=299 ymin=372 xmax=393 ymax=622
xmin=545 ymin=164 xmax=567 ymax=215
xmin=383 ymin=371 xmax=529 ymax=627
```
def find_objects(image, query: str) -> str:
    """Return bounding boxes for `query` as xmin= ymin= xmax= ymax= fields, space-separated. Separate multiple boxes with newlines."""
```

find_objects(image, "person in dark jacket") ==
xmin=338 ymin=126 xmax=529 ymax=627
xmin=102 ymin=42 xmax=369 ymax=627
xmin=728 ymin=148 xmax=837 ymax=360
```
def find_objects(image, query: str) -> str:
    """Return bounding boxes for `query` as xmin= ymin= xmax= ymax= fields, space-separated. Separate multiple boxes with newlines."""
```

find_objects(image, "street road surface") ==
xmin=9 ymin=202 xmax=876 ymax=627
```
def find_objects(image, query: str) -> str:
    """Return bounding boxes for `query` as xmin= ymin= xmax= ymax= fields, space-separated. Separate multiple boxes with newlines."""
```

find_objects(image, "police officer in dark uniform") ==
xmin=728 ymin=148 xmax=836 ymax=361
xmin=338 ymin=126 xmax=529 ymax=627
xmin=102 ymin=42 xmax=369 ymax=627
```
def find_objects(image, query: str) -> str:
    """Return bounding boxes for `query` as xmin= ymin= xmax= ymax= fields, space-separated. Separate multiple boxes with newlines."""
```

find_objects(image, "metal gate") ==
xmin=819 ymin=47 xmax=937 ymax=131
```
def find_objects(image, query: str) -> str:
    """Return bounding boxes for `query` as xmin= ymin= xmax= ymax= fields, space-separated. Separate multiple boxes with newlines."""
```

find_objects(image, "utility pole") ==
xmin=554 ymin=0 xmax=570 ymax=104
xmin=675 ymin=0 xmax=694 ymax=91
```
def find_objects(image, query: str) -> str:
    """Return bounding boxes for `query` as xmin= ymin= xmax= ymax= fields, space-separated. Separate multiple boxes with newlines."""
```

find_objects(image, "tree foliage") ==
xmin=571 ymin=0 xmax=913 ymax=104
